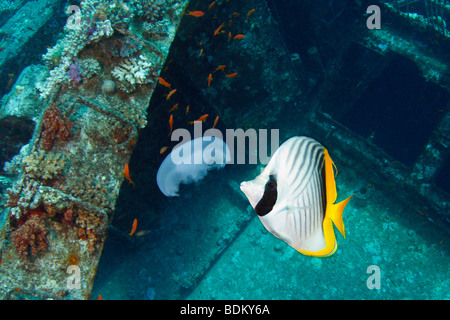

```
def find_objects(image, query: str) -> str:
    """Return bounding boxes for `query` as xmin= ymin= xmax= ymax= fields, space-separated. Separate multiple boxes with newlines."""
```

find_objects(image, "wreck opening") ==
xmin=0 ymin=115 xmax=35 ymax=173
xmin=435 ymin=155 xmax=450 ymax=194
xmin=339 ymin=54 xmax=448 ymax=167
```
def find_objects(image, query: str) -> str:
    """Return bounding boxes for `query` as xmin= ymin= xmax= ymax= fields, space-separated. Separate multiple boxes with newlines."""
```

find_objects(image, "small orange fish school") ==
xmin=154 ymin=2 xmax=252 ymax=149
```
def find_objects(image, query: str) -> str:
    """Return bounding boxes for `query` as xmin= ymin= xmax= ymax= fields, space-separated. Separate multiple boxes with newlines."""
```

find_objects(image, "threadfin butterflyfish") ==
xmin=240 ymin=136 xmax=353 ymax=257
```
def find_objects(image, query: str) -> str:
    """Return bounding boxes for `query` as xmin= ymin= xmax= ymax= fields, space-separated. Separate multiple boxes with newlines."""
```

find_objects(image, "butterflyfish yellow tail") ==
xmin=323 ymin=148 xmax=353 ymax=239
xmin=328 ymin=194 xmax=353 ymax=238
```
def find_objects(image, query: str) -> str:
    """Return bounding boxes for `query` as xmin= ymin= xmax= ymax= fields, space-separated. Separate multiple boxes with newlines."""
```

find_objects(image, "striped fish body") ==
xmin=240 ymin=136 xmax=352 ymax=257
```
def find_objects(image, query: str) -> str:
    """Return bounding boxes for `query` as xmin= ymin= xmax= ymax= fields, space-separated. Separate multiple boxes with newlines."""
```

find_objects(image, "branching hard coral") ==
xmin=78 ymin=58 xmax=101 ymax=79
xmin=40 ymin=104 xmax=73 ymax=152
xmin=111 ymin=54 xmax=155 ymax=93
xmin=115 ymin=102 xmax=148 ymax=129
xmin=22 ymin=151 xmax=66 ymax=180
xmin=11 ymin=213 xmax=48 ymax=259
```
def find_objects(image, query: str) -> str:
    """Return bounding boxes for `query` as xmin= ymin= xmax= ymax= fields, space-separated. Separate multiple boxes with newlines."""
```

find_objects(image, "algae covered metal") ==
xmin=0 ymin=0 xmax=189 ymax=300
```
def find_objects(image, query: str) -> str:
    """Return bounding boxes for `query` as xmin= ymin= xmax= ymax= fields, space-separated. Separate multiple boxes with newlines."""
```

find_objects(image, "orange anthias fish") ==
xmin=188 ymin=114 xmax=209 ymax=124
xmin=186 ymin=105 xmax=190 ymax=115
xmin=158 ymin=77 xmax=171 ymax=89
xmin=187 ymin=11 xmax=204 ymax=17
xmin=169 ymin=103 xmax=179 ymax=112
xmin=214 ymin=23 xmax=225 ymax=36
xmin=128 ymin=218 xmax=137 ymax=236
xmin=225 ymin=72 xmax=238 ymax=78
xmin=198 ymin=48 xmax=204 ymax=57
xmin=169 ymin=114 xmax=174 ymax=134
xmin=208 ymin=1 xmax=216 ymax=11
xmin=247 ymin=8 xmax=255 ymax=19
xmin=160 ymin=146 xmax=168 ymax=154
xmin=212 ymin=115 xmax=219 ymax=129
xmin=135 ymin=230 xmax=151 ymax=237
xmin=166 ymin=88 xmax=177 ymax=101
xmin=122 ymin=163 xmax=135 ymax=186
xmin=214 ymin=65 xmax=226 ymax=73
xmin=208 ymin=73 xmax=212 ymax=87
xmin=234 ymin=34 xmax=245 ymax=40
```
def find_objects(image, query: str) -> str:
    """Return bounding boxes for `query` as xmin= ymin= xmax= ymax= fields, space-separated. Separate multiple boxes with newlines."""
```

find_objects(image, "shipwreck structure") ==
xmin=0 ymin=0 xmax=448 ymax=299
xmin=0 ymin=0 xmax=189 ymax=300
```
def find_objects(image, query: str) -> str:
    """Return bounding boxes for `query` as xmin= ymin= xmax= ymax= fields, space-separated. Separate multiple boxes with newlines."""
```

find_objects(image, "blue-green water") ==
xmin=91 ymin=150 xmax=449 ymax=300
xmin=0 ymin=0 xmax=448 ymax=301
xmin=90 ymin=0 xmax=449 ymax=300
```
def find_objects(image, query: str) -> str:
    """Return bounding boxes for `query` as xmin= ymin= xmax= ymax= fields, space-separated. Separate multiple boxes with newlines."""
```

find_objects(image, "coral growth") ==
xmin=79 ymin=58 xmax=101 ymax=79
xmin=5 ymin=179 xmax=42 ymax=220
xmin=103 ymin=36 xmax=143 ymax=59
xmin=40 ymin=104 xmax=73 ymax=152
xmin=67 ymin=251 xmax=80 ymax=266
xmin=68 ymin=62 xmax=81 ymax=86
xmin=22 ymin=150 xmax=66 ymax=180
xmin=5 ymin=189 xmax=20 ymax=208
xmin=61 ymin=207 xmax=74 ymax=225
xmin=36 ymin=15 xmax=113 ymax=98
xmin=111 ymin=54 xmax=156 ymax=93
xmin=67 ymin=59 xmax=101 ymax=87
xmin=101 ymin=79 xmax=116 ymax=94
xmin=115 ymin=102 xmax=148 ymax=129
xmin=74 ymin=207 xmax=105 ymax=255
xmin=61 ymin=174 xmax=116 ymax=211
xmin=11 ymin=213 xmax=48 ymax=259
